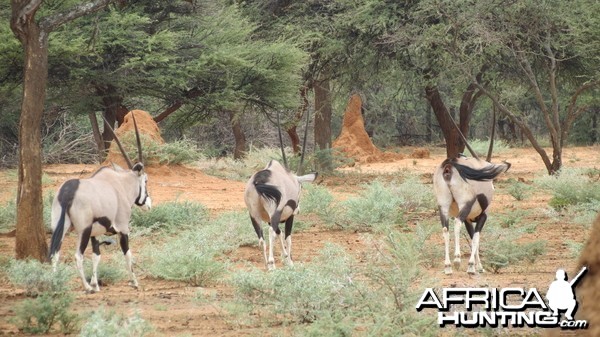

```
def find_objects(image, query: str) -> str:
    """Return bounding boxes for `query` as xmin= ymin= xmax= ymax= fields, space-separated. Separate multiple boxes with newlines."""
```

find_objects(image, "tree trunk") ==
xmin=96 ymin=84 xmax=128 ymax=151
xmin=13 ymin=19 xmax=48 ymax=261
xmin=228 ymin=111 xmax=246 ymax=159
xmin=425 ymin=85 xmax=462 ymax=158
xmin=313 ymin=77 xmax=332 ymax=170
xmin=88 ymin=112 xmax=104 ymax=161
xmin=286 ymin=86 xmax=310 ymax=154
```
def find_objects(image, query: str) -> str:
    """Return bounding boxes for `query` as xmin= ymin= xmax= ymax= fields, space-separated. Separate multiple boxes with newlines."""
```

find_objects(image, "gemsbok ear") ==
xmin=297 ymin=172 xmax=318 ymax=183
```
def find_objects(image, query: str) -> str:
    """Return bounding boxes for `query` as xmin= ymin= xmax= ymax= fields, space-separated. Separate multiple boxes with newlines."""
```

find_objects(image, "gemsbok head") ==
xmin=48 ymin=112 xmax=151 ymax=292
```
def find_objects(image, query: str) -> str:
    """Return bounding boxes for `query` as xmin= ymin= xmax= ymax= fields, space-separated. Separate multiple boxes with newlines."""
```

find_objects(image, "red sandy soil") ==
xmin=0 ymin=145 xmax=598 ymax=336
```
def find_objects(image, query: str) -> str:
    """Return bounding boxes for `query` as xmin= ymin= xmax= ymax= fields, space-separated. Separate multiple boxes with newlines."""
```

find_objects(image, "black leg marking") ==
xmin=250 ymin=216 xmax=263 ymax=240
xmin=474 ymin=213 xmax=488 ymax=233
xmin=438 ymin=207 xmax=449 ymax=229
xmin=284 ymin=215 xmax=294 ymax=239
xmin=94 ymin=216 xmax=116 ymax=234
xmin=476 ymin=194 xmax=490 ymax=213
xmin=285 ymin=199 xmax=297 ymax=212
xmin=270 ymin=210 xmax=282 ymax=235
xmin=119 ymin=233 xmax=130 ymax=255
xmin=79 ymin=226 xmax=92 ymax=255
xmin=464 ymin=221 xmax=475 ymax=239
xmin=457 ymin=198 xmax=477 ymax=221
xmin=91 ymin=237 xmax=101 ymax=255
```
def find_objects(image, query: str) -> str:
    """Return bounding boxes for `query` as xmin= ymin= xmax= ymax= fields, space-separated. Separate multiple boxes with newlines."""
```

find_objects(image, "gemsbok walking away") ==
xmin=433 ymin=155 xmax=510 ymax=275
xmin=244 ymin=160 xmax=317 ymax=270
xmin=48 ymin=112 xmax=152 ymax=292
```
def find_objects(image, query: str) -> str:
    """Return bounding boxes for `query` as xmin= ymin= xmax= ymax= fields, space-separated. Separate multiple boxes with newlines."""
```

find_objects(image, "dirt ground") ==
xmin=0 ymin=145 xmax=599 ymax=336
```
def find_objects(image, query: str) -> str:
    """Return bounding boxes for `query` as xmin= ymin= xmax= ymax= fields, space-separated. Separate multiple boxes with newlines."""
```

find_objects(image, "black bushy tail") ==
xmin=48 ymin=179 xmax=79 ymax=261
xmin=48 ymin=206 xmax=66 ymax=261
xmin=453 ymin=162 xmax=509 ymax=181
xmin=255 ymin=184 xmax=283 ymax=235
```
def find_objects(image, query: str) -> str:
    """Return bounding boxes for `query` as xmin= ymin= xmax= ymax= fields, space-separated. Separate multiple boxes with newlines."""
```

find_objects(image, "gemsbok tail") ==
xmin=452 ymin=161 xmax=511 ymax=182
xmin=48 ymin=179 xmax=79 ymax=261
xmin=48 ymin=206 xmax=67 ymax=261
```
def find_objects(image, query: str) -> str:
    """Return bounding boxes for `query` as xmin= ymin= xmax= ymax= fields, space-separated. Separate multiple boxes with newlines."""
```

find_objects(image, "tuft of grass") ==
xmin=481 ymin=225 xmax=547 ymax=273
xmin=79 ymin=308 xmax=153 ymax=337
xmin=130 ymin=200 xmax=209 ymax=235
xmin=12 ymin=292 xmax=79 ymax=334
xmin=535 ymin=168 xmax=600 ymax=209
xmin=339 ymin=178 xmax=433 ymax=232
xmin=141 ymin=230 xmax=227 ymax=286
xmin=7 ymin=259 xmax=74 ymax=296
xmin=0 ymin=198 xmax=15 ymax=233
xmin=301 ymin=184 xmax=337 ymax=223
xmin=506 ymin=180 xmax=532 ymax=201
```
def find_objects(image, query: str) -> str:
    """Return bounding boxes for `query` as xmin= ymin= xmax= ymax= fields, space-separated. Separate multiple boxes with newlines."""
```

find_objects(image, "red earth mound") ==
xmin=104 ymin=110 xmax=164 ymax=168
xmin=332 ymin=94 xmax=403 ymax=163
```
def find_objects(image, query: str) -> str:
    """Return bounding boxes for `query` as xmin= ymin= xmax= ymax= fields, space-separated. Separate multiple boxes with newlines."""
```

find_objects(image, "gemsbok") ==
xmin=433 ymin=154 xmax=510 ymax=275
xmin=48 ymin=112 xmax=152 ymax=292
xmin=244 ymin=160 xmax=317 ymax=270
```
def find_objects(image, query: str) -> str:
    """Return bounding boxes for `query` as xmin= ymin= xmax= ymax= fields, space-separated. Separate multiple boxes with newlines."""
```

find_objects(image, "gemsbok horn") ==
xmin=48 ymin=112 xmax=152 ymax=292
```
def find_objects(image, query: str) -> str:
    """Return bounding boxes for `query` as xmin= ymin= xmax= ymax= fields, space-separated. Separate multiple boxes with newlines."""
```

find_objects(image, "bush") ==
xmin=7 ymin=259 xmax=74 ymax=296
xmin=118 ymin=133 xmax=200 ymax=166
xmin=12 ymin=292 xmax=79 ymax=334
xmin=0 ymin=198 xmax=15 ymax=233
xmin=141 ymin=230 xmax=227 ymax=286
xmin=339 ymin=178 xmax=433 ymax=231
xmin=506 ymin=180 xmax=532 ymax=201
xmin=130 ymin=200 xmax=209 ymax=235
xmin=469 ymin=138 xmax=510 ymax=157
xmin=535 ymin=169 xmax=600 ymax=209
xmin=481 ymin=225 xmax=547 ymax=273
xmin=79 ymin=308 xmax=152 ymax=337
xmin=301 ymin=184 xmax=337 ymax=223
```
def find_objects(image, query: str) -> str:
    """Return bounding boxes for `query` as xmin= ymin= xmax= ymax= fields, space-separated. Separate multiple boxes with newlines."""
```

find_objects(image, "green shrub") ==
xmin=563 ymin=200 xmax=600 ymax=226
xmin=231 ymin=244 xmax=357 ymax=325
xmin=301 ymin=184 xmax=337 ymax=222
xmin=506 ymin=180 xmax=532 ymax=201
xmin=535 ymin=169 xmax=600 ymax=209
xmin=209 ymin=210 xmax=258 ymax=248
xmin=12 ymin=292 xmax=79 ymax=334
xmin=79 ymin=308 xmax=152 ymax=337
xmin=481 ymin=225 xmax=547 ymax=273
xmin=0 ymin=198 xmax=15 ymax=233
xmin=118 ymin=133 xmax=200 ymax=166
xmin=469 ymin=138 xmax=510 ymax=157
xmin=7 ymin=259 xmax=74 ymax=296
xmin=339 ymin=178 xmax=433 ymax=231
xmin=141 ymin=230 xmax=226 ymax=286
xmin=130 ymin=200 xmax=209 ymax=235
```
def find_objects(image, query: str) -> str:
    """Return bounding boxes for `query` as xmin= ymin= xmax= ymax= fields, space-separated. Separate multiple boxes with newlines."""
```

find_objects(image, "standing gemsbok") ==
xmin=48 ymin=112 xmax=152 ymax=292
xmin=433 ymin=154 xmax=510 ymax=275
xmin=245 ymin=160 xmax=317 ymax=270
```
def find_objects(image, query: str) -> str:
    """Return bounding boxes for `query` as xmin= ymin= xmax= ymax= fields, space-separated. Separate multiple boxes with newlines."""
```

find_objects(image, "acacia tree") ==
xmin=10 ymin=0 xmax=118 ymax=261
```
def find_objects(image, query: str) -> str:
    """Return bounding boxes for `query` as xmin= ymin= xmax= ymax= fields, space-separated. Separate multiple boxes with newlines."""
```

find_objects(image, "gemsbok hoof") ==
xmin=453 ymin=258 xmax=461 ymax=268
xmin=444 ymin=265 xmax=453 ymax=275
xmin=467 ymin=264 xmax=477 ymax=275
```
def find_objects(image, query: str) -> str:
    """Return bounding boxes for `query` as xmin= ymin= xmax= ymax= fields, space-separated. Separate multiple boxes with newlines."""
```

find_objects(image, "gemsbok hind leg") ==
xmin=468 ymin=213 xmax=487 ymax=274
xmin=439 ymin=210 xmax=453 ymax=275
xmin=119 ymin=233 xmax=138 ymax=289
xmin=250 ymin=216 xmax=268 ymax=269
xmin=75 ymin=226 xmax=94 ymax=293
xmin=282 ymin=216 xmax=294 ymax=266
xmin=89 ymin=237 xmax=102 ymax=292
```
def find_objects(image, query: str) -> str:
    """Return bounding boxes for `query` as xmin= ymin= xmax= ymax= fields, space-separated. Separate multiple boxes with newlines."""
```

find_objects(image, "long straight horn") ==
xmin=446 ymin=110 xmax=480 ymax=160
xmin=276 ymin=109 xmax=288 ymax=169
xmin=131 ymin=112 xmax=143 ymax=164
xmin=103 ymin=117 xmax=134 ymax=169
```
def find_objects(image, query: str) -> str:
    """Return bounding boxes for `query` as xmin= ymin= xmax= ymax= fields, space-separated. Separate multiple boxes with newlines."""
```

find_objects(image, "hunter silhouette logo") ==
xmin=416 ymin=266 xmax=589 ymax=329
xmin=547 ymin=267 xmax=587 ymax=321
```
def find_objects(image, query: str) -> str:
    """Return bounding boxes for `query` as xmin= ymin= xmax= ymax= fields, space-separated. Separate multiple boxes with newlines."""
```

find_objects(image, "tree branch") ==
xmin=40 ymin=0 xmax=115 ymax=32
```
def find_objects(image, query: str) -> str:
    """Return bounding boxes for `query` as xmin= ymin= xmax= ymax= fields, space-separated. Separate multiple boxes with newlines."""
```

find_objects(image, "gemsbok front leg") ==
xmin=119 ymin=232 xmax=138 ymax=289
xmin=89 ymin=237 xmax=102 ymax=292
xmin=75 ymin=227 xmax=94 ymax=293
xmin=283 ymin=215 xmax=294 ymax=266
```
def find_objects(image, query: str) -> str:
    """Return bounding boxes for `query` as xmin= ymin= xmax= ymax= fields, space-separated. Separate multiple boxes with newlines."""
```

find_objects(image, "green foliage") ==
xmin=84 ymin=256 xmax=127 ymax=286
xmin=339 ymin=178 xmax=434 ymax=231
xmin=469 ymin=138 xmax=511 ymax=157
xmin=130 ymin=201 xmax=209 ymax=235
xmin=506 ymin=180 xmax=533 ymax=201
xmin=12 ymin=292 xmax=78 ymax=335
xmin=116 ymin=133 xmax=201 ymax=166
xmin=141 ymin=230 xmax=227 ymax=286
xmin=482 ymin=225 xmax=547 ymax=273
xmin=0 ymin=198 xmax=15 ymax=233
xmin=230 ymin=244 xmax=357 ymax=325
xmin=535 ymin=169 xmax=600 ymax=209
xmin=7 ymin=259 xmax=74 ymax=296
xmin=300 ymin=184 xmax=337 ymax=223
xmin=79 ymin=308 xmax=152 ymax=337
